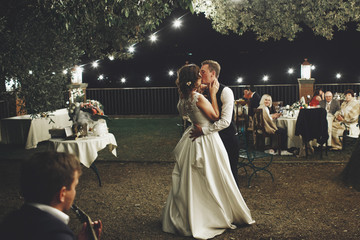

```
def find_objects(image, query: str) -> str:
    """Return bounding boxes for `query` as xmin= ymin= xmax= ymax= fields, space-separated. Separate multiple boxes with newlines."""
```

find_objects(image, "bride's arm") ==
xmin=196 ymin=81 xmax=220 ymax=121
xmin=197 ymin=94 xmax=219 ymax=121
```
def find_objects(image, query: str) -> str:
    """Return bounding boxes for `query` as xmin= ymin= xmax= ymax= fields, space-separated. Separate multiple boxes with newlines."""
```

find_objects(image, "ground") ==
xmin=1 ymin=155 xmax=360 ymax=240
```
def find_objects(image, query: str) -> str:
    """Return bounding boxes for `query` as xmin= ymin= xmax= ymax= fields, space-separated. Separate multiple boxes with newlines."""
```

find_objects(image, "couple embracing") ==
xmin=162 ymin=60 xmax=255 ymax=239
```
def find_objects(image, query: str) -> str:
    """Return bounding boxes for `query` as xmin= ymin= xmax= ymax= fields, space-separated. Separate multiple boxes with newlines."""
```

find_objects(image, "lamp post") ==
xmin=298 ymin=58 xmax=315 ymax=102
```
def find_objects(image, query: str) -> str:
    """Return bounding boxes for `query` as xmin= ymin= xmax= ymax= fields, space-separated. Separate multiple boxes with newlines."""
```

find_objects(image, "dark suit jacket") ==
xmin=0 ymin=204 xmax=75 ymax=240
xmin=248 ymin=92 xmax=261 ymax=116
xmin=319 ymin=99 xmax=341 ymax=115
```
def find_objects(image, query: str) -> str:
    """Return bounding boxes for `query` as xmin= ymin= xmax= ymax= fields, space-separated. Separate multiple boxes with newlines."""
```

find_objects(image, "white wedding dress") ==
xmin=162 ymin=92 xmax=255 ymax=239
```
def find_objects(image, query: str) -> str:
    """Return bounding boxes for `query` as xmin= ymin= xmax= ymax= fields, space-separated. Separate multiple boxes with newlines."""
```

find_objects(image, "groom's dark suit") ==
xmin=1 ymin=204 xmax=75 ymax=240
xmin=204 ymin=84 xmax=239 ymax=185
xmin=217 ymin=84 xmax=240 ymax=185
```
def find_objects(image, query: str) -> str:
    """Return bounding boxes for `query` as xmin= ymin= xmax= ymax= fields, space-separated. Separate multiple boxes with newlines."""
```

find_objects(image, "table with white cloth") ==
xmin=276 ymin=116 xmax=302 ymax=148
xmin=48 ymin=133 xmax=117 ymax=168
xmin=48 ymin=133 xmax=117 ymax=186
xmin=0 ymin=108 xmax=72 ymax=149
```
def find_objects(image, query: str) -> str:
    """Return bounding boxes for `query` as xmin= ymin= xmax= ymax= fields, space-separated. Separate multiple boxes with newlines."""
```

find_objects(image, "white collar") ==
xmin=28 ymin=202 xmax=70 ymax=225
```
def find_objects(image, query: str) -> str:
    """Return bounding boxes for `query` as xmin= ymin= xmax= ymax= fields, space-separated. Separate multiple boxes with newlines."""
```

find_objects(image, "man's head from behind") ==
xmin=200 ymin=60 xmax=220 ymax=85
xmin=325 ymin=91 xmax=333 ymax=103
xmin=21 ymin=152 xmax=82 ymax=210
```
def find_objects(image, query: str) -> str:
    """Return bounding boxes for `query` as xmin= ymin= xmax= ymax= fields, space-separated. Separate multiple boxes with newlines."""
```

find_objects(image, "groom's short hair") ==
xmin=201 ymin=60 xmax=221 ymax=78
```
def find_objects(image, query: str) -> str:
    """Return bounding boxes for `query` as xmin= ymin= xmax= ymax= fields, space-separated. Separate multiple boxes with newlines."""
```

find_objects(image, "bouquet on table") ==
xmin=68 ymin=100 xmax=108 ymax=138
xmin=290 ymin=96 xmax=308 ymax=110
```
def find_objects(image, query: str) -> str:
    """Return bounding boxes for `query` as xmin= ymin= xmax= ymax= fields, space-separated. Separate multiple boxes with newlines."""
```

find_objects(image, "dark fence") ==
xmin=87 ymin=84 xmax=300 ymax=115
xmin=315 ymin=83 xmax=360 ymax=96
xmin=86 ymin=87 xmax=179 ymax=115
xmin=2 ymin=83 xmax=360 ymax=118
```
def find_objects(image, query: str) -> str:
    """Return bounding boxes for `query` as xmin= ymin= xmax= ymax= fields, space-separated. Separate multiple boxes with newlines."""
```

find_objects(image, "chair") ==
xmin=339 ymin=120 xmax=359 ymax=151
xmin=295 ymin=108 xmax=328 ymax=158
xmin=253 ymin=108 xmax=282 ymax=155
xmin=237 ymin=127 xmax=274 ymax=187
xmin=234 ymin=99 xmax=248 ymax=133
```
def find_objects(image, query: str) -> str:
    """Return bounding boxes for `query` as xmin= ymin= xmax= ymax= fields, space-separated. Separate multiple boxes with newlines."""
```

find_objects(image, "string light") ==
xmin=128 ymin=45 xmax=135 ymax=53
xmin=108 ymin=55 xmax=114 ymax=61
xmin=150 ymin=34 xmax=158 ymax=42
xmin=62 ymin=69 xmax=68 ymax=74
xmin=311 ymin=65 xmax=316 ymax=70
xmin=98 ymin=74 xmax=104 ymax=80
xmin=336 ymin=73 xmax=342 ymax=79
xmin=29 ymin=70 xmax=33 ymax=75
xmin=173 ymin=19 xmax=182 ymax=28
xmin=237 ymin=77 xmax=243 ymax=83
xmin=168 ymin=70 xmax=174 ymax=76
xmin=92 ymin=61 xmax=99 ymax=68
xmin=145 ymin=76 xmax=150 ymax=82
xmin=120 ymin=77 xmax=126 ymax=83
xmin=287 ymin=68 xmax=294 ymax=74
xmin=262 ymin=75 xmax=269 ymax=81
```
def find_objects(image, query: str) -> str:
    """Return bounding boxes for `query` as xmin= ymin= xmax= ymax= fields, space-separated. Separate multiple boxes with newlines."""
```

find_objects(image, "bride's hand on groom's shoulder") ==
xmin=209 ymin=80 xmax=219 ymax=97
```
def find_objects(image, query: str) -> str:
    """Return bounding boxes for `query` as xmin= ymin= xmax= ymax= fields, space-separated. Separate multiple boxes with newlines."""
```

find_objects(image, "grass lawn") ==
xmin=0 ymin=116 xmax=183 ymax=162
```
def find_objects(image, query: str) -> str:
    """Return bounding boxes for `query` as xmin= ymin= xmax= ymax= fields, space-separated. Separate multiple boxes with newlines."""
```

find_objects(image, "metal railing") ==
xmin=2 ymin=83 xmax=359 ymax=117
xmin=87 ymin=84 xmax=300 ymax=115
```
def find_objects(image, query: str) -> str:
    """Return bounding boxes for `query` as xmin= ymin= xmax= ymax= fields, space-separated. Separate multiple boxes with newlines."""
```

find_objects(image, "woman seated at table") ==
xmin=309 ymin=87 xmax=324 ymax=107
xmin=257 ymin=94 xmax=289 ymax=153
xmin=331 ymin=89 xmax=360 ymax=150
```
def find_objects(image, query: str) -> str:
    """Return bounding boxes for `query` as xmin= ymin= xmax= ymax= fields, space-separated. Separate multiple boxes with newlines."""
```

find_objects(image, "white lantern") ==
xmin=300 ymin=58 xmax=311 ymax=79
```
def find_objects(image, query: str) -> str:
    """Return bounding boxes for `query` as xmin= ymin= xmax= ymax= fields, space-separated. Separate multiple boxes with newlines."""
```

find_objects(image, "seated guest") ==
xmin=0 ymin=151 xmax=103 ymax=240
xmin=319 ymin=91 xmax=341 ymax=115
xmin=331 ymin=89 xmax=360 ymax=150
xmin=309 ymin=87 xmax=324 ymax=107
xmin=257 ymin=94 xmax=289 ymax=153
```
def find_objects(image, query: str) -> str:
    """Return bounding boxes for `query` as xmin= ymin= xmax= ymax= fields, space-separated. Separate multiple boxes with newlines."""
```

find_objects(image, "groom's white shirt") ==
xmin=202 ymin=86 xmax=234 ymax=135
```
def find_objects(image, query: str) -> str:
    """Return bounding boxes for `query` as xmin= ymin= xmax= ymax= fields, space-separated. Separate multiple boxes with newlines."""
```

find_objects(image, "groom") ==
xmin=190 ymin=60 xmax=240 ymax=186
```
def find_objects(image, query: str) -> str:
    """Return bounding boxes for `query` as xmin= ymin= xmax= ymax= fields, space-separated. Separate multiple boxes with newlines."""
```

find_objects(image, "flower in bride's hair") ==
xmin=186 ymin=81 xmax=192 ymax=86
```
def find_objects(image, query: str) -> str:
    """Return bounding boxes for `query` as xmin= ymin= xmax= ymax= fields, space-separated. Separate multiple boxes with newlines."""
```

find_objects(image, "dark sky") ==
xmin=83 ymin=10 xmax=360 ymax=88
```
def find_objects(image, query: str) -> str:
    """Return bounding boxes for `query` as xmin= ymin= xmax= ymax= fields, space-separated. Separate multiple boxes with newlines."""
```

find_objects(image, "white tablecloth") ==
xmin=0 ymin=108 xmax=72 ymax=149
xmin=276 ymin=116 xmax=301 ymax=148
xmin=48 ymin=133 xmax=117 ymax=168
xmin=277 ymin=114 xmax=334 ymax=148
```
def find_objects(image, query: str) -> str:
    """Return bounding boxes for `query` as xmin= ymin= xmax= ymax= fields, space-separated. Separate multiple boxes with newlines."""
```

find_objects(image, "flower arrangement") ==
xmin=68 ymin=99 xmax=107 ymax=123
xmin=290 ymin=101 xmax=307 ymax=110
xmin=70 ymin=88 xmax=85 ymax=103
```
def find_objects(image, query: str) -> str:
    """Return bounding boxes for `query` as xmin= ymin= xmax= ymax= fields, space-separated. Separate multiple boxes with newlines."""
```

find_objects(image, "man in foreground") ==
xmin=0 ymin=151 xmax=102 ymax=240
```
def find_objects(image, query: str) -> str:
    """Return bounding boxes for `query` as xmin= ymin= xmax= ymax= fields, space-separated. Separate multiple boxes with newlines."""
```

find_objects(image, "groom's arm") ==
xmin=190 ymin=87 xmax=234 ymax=140
xmin=202 ymin=87 xmax=234 ymax=134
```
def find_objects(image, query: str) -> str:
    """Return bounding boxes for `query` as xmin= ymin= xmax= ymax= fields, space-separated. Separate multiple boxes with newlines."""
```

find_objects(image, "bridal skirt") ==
xmin=162 ymin=127 xmax=255 ymax=239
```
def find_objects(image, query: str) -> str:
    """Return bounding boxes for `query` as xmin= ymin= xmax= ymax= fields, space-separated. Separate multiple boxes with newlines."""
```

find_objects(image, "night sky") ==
xmin=83 ymin=10 xmax=360 ymax=88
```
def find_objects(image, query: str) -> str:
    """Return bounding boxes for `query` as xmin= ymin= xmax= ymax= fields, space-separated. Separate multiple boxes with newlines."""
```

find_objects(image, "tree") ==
xmin=192 ymin=0 xmax=360 ymax=41
xmin=0 ymin=0 xmax=192 ymax=115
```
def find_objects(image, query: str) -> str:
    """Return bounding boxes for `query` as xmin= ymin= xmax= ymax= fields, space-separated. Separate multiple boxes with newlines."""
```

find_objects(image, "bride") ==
xmin=162 ymin=64 xmax=255 ymax=239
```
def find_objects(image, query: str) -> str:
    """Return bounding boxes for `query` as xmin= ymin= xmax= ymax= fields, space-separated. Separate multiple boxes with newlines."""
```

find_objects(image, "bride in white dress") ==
xmin=162 ymin=64 xmax=255 ymax=239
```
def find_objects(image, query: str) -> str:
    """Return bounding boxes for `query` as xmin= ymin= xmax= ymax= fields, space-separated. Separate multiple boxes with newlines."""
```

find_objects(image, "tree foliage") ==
xmin=0 ymin=0 xmax=191 ymax=115
xmin=192 ymin=0 xmax=360 ymax=41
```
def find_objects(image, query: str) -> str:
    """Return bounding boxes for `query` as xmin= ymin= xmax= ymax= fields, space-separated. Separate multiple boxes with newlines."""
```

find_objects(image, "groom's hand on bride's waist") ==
xmin=190 ymin=124 xmax=203 ymax=141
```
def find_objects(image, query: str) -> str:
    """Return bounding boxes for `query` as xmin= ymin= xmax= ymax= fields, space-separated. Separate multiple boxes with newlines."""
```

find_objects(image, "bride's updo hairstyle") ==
xmin=175 ymin=64 xmax=200 ymax=98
